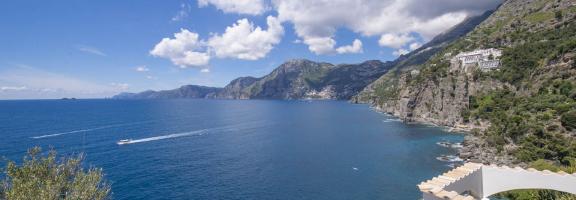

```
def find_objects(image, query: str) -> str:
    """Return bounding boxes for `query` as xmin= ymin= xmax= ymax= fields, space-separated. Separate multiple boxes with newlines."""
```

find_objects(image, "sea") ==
xmin=0 ymin=99 xmax=463 ymax=199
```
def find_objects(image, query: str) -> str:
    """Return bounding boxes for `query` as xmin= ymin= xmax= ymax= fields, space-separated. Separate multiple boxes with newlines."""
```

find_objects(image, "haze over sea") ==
xmin=0 ymin=99 xmax=462 ymax=199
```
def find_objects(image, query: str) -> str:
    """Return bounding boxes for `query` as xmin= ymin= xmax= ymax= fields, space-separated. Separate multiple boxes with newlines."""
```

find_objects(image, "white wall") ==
xmin=481 ymin=166 xmax=576 ymax=198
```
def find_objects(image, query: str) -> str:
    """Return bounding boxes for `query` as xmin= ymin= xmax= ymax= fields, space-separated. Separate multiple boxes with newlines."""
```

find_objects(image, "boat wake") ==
xmin=31 ymin=120 xmax=155 ymax=139
xmin=122 ymin=129 xmax=209 ymax=144
xmin=118 ymin=121 xmax=270 ymax=145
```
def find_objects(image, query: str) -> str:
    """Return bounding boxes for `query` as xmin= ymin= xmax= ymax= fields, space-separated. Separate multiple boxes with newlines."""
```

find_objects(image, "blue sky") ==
xmin=0 ymin=0 xmax=501 ymax=99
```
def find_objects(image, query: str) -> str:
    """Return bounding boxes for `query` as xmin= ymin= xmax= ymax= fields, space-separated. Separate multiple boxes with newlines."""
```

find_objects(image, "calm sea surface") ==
xmin=0 ymin=99 xmax=462 ymax=199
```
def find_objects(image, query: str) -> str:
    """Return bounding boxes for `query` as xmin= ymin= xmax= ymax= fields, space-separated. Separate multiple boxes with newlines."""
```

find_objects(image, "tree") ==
xmin=1 ymin=147 xmax=110 ymax=200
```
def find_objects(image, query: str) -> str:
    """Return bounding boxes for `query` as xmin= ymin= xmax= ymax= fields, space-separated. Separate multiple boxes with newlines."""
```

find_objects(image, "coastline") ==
xmin=366 ymin=103 xmax=525 ymax=167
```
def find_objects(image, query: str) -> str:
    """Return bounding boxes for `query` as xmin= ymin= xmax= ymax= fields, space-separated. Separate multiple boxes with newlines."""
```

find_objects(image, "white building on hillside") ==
xmin=451 ymin=48 xmax=502 ymax=72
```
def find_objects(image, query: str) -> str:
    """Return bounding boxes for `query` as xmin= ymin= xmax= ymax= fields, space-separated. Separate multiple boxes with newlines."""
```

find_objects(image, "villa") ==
xmin=451 ymin=48 xmax=502 ymax=72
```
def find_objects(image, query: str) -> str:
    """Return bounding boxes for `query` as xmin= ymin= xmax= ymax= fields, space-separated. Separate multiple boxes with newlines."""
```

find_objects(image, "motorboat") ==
xmin=117 ymin=139 xmax=132 ymax=145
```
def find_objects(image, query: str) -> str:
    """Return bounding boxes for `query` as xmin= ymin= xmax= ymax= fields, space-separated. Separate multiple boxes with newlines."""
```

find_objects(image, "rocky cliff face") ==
xmin=374 ymin=65 xmax=506 ymax=127
xmin=211 ymin=77 xmax=260 ymax=99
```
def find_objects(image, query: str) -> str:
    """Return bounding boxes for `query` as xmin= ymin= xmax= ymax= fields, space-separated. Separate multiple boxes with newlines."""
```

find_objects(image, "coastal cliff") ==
xmin=354 ymin=0 xmax=576 ymax=166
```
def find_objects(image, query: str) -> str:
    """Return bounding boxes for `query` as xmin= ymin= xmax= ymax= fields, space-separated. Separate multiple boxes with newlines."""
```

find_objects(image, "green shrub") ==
xmin=555 ymin=10 xmax=563 ymax=21
xmin=561 ymin=111 xmax=576 ymax=131
xmin=1 ymin=147 xmax=110 ymax=200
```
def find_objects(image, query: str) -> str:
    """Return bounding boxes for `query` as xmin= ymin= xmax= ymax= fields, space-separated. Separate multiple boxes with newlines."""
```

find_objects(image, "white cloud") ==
xmin=301 ymin=37 xmax=364 ymax=55
xmin=409 ymin=42 xmax=422 ymax=50
xmin=208 ymin=16 xmax=284 ymax=60
xmin=135 ymin=66 xmax=149 ymax=72
xmin=378 ymin=33 xmax=415 ymax=49
xmin=393 ymin=48 xmax=409 ymax=57
xmin=303 ymin=37 xmax=336 ymax=55
xmin=336 ymin=39 xmax=363 ymax=54
xmin=77 ymin=45 xmax=106 ymax=56
xmin=198 ymin=0 xmax=267 ymax=15
xmin=146 ymin=75 xmax=158 ymax=80
xmin=172 ymin=3 xmax=191 ymax=22
xmin=0 ymin=86 xmax=27 ymax=91
xmin=411 ymin=12 xmax=469 ymax=39
xmin=151 ymin=16 xmax=283 ymax=68
xmin=150 ymin=29 xmax=210 ymax=68
xmin=200 ymin=68 xmax=210 ymax=73
xmin=273 ymin=0 xmax=501 ymax=53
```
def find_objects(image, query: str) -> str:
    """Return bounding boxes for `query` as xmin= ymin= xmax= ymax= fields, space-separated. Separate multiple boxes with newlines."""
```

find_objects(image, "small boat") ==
xmin=117 ymin=139 xmax=132 ymax=145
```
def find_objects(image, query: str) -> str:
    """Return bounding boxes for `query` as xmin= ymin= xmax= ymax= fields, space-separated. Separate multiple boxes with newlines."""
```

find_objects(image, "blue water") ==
xmin=0 ymin=99 xmax=463 ymax=199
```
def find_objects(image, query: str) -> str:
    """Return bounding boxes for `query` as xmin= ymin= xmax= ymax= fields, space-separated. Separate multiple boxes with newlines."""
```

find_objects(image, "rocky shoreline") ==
xmin=367 ymin=105 xmax=525 ymax=167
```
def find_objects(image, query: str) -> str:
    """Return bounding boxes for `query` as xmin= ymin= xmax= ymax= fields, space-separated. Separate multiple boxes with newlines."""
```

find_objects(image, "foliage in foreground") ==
xmin=0 ymin=147 xmax=109 ymax=200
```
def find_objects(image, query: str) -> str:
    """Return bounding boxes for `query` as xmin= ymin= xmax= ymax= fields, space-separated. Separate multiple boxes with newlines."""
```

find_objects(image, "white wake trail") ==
xmin=31 ymin=120 xmax=155 ymax=139
xmin=119 ymin=121 xmax=270 ymax=145
xmin=123 ymin=129 xmax=208 ymax=144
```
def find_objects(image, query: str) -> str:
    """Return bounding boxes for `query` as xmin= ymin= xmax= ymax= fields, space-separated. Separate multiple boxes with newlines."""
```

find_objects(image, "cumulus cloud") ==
xmin=208 ymin=16 xmax=284 ymax=60
xmin=273 ymin=0 xmax=501 ymax=53
xmin=135 ymin=66 xmax=149 ymax=72
xmin=336 ymin=39 xmax=363 ymax=54
xmin=409 ymin=42 xmax=422 ymax=51
xmin=302 ymin=37 xmax=336 ymax=55
xmin=151 ymin=16 xmax=283 ymax=68
xmin=378 ymin=33 xmax=415 ymax=49
xmin=301 ymin=37 xmax=365 ymax=55
xmin=150 ymin=29 xmax=210 ymax=68
xmin=200 ymin=68 xmax=210 ymax=73
xmin=198 ymin=0 xmax=267 ymax=15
